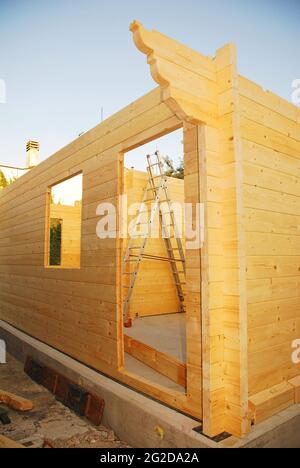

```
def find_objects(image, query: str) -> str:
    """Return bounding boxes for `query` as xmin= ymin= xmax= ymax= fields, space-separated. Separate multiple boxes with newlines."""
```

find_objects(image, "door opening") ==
xmin=121 ymin=129 xmax=187 ymax=394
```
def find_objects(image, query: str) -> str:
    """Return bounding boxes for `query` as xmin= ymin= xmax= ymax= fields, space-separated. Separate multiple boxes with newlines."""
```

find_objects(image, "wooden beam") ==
xmin=124 ymin=335 xmax=186 ymax=387
xmin=288 ymin=376 xmax=300 ymax=404
xmin=249 ymin=382 xmax=294 ymax=424
xmin=0 ymin=389 xmax=33 ymax=411
xmin=0 ymin=435 xmax=25 ymax=448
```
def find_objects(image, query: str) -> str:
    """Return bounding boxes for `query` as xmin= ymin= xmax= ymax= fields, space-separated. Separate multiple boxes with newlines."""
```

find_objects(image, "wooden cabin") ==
xmin=0 ymin=21 xmax=299 ymax=438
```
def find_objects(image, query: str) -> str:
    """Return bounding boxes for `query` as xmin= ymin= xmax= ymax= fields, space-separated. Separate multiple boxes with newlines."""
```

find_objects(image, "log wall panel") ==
xmin=240 ymin=77 xmax=300 ymax=400
xmin=0 ymin=88 xmax=188 ymax=407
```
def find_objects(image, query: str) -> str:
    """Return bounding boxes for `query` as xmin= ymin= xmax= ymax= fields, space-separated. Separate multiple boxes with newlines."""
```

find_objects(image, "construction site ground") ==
xmin=0 ymin=353 xmax=130 ymax=448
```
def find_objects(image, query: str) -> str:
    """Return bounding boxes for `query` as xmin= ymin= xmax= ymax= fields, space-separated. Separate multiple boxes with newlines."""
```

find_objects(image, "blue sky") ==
xmin=0 ymin=0 xmax=299 ymax=168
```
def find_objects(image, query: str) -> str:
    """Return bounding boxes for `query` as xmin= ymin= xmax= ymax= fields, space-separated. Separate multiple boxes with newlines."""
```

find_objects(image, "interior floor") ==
xmin=124 ymin=355 xmax=185 ymax=392
xmin=125 ymin=313 xmax=186 ymax=362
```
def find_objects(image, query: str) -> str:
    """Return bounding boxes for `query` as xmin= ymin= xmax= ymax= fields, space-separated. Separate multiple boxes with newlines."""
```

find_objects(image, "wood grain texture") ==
xmin=249 ymin=382 xmax=295 ymax=424
xmin=0 ymin=435 xmax=25 ymax=449
xmin=124 ymin=334 xmax=186 ymax=387
xmin=240 ymin=77 xmax=300 ymax=403
xmin=0 ymin=389 xmax=33 ymax=411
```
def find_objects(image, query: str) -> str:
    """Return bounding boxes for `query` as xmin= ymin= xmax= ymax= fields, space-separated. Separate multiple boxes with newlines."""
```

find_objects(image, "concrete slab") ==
xmin=125 ymin=354 xmax=184 ymax=392
xmin=126 ymin=313 xmax=186 ymax=361
xmin=1 ymin=319 xmax=300 ymax=448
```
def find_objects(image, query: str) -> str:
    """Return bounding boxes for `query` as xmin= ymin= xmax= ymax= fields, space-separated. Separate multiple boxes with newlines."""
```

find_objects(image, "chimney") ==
xmin=26 ymin=140 xmax=39 ymax=168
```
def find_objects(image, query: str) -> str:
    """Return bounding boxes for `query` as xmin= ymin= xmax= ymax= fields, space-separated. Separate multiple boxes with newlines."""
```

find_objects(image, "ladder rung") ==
xmin=145 ymin=187 xmax=163 ymax=192
xmin=148 ymin=162 xmax=163 ymax=168
xmin=129 ymin=254 xmax=182 ymax=263
xmin=144 ymin=199 xmax=168 ymax=204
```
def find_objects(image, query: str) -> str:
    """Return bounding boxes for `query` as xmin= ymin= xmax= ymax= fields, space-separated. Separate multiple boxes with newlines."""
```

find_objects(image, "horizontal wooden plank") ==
xmin=241 ymin=117 xmax=300 ymax=160
xmin=0 ymin=435 xmax=25 ymax=449
xmin=239 ymin=75 xmax=300 ymax=123
xmin=245 ymin=208 xmax=300 ymax=236
xmin=248 ymin=297 xmax=300 ymax=328
xmin=124 ymin=335 xmax=186 ymax=387
xmin=249 ymin=381 xmax=295 ymax=424
xmin=0 ymin=273 xmax=117 ymax=302
xmin=244 ymin=161 xmax=300 ymax=198
xmin=247 ymin=277 xmax=300 ymax=304
xmin=246 ymin=232 xmax=300 ymax=256
xmin=249 ymin=319 xmax=298 ymax=354
xmin=131 ymin=20 xmax=216 ymax=82
xmin=240 ymin=95 xmax=300 ymax=143
xmin=242 ymin=139 xmax=300 ymax=178
xmin=244 ymin=184 xmax=300 ymax=216
xmin=0 ymin=390 xmax=33 ymax=411
xmin=246 ymin=256 xmax=300 ymax=280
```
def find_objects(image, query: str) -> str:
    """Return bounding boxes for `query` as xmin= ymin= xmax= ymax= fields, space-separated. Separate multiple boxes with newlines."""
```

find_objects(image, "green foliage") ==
xmin=163 ymin=157 xmax=184 ymax=180
xmin=0 ymin=170 xmax=8 ymax=189
xmin=0 ymin=171 xmax=18 ymax=189
xmin=49 ymin=219 xmax=62 ymax=266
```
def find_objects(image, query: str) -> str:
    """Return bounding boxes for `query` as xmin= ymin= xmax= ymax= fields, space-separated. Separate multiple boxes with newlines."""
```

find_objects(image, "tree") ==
xmin=0 ymin=171 xmax=18 ymax=190
xmin=0 ymin=170 xmax=8 ymax=189
xmin=163 ymin=156 xmax=184 ymax=180
xmin=49 ymin=219 xmax=62 ymax=266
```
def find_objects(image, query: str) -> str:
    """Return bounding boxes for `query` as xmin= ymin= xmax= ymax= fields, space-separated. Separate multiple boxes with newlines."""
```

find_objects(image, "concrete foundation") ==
xmin=1 ymin=319 xmax=300 ymax=448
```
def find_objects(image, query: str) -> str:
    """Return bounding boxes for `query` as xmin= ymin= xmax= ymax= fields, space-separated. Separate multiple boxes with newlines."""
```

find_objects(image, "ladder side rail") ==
xmin=153 ymin=151 xmax=186 ymax=310
xmin=155 ymin=151 xmax=186 ymax=272
xmin=122 ymin=179 xmax=167 ymax=321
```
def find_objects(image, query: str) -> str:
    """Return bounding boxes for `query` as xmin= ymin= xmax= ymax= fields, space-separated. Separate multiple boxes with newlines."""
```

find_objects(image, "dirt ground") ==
xmin=0 ymin=353 xmax=130 ymax=448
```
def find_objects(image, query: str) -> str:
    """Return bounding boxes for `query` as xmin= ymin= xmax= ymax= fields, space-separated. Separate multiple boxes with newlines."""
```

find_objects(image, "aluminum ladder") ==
xmin=122 ymin=151 xmax=186 ymax=327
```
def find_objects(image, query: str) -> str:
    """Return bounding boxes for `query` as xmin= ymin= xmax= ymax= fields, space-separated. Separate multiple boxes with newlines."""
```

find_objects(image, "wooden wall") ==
xmin=124 ymin=169 xmax=184 ymax=318
xmin=239 ymin=76 xmax=300 ymax=398
xmin=0 ymin=85 xmax=203 ymax=420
